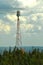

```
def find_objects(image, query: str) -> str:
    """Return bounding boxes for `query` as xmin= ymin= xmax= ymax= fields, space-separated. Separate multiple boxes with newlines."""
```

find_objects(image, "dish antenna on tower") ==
xmin=17 ymin=11 xmax=20 ymax=20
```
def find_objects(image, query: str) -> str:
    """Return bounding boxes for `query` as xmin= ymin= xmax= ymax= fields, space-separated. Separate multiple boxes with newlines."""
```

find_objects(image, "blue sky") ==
xmin=0 ymin=0 xmax=43 ymax=47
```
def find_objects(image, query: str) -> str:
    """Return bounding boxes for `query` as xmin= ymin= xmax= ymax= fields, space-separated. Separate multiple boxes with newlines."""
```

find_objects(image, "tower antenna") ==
xmin=16 ymin=11 xmax=22 ymax=47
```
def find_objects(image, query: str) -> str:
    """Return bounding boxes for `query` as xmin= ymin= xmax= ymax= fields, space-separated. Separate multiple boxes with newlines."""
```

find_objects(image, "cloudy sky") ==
xmin=0 ymin=0 xmax=43 ymax=47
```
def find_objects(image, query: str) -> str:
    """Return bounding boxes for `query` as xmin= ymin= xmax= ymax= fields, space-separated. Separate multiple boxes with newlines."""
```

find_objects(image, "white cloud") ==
xmin=35 ymin=13 xmax=43 ymax=16
xmin=32 ymin=15 xmax=37 ymax=21
xmin=5 ymin=14 xmax=27 ymax=23
xmin=20 ymin=24 xmax=34 ymax=32
xmin=32 ymin=13 xmax=43 ymax=16
xmin=18 ymin=0 xmax=40 ymax=8
xmin=37 ymin=26 xmax=42 ymax=30
xmin=31 ymin=13 xmax=43 ymax=22
xmin=0 ymin=20 xmax=11 ymax=34
xmin=4 ymin=25 xmax=11 ymax=33
xmin=20 ymin=16 xmax=27 ymax=22
xmin=6 ymin=14 xmax=17 ymax=22
xmin=0 ymin=20 xmax=4 ymax=31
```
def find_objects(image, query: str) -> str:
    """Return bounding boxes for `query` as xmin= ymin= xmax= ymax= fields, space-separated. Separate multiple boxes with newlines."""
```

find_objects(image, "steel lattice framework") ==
xmin=16 ymin=11 xmax=22 ymax=47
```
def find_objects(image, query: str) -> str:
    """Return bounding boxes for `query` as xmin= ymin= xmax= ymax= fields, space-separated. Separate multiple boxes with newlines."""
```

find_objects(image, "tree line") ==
xmin=0 ymin=47 xmax=43 ymax=65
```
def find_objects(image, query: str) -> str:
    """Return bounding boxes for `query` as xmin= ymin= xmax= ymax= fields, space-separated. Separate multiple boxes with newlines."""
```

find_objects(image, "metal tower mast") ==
xmin=16 ymin=11 xmax=22 ymax=47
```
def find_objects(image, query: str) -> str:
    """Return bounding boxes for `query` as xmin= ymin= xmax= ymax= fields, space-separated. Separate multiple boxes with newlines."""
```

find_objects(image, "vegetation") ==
xmin=0 ymin=47 xmax=43 ymax=65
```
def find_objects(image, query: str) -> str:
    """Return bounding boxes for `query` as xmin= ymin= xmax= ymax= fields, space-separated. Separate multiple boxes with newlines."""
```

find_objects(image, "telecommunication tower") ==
xmin=16 ymin=11 xmax=22 ymax=47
